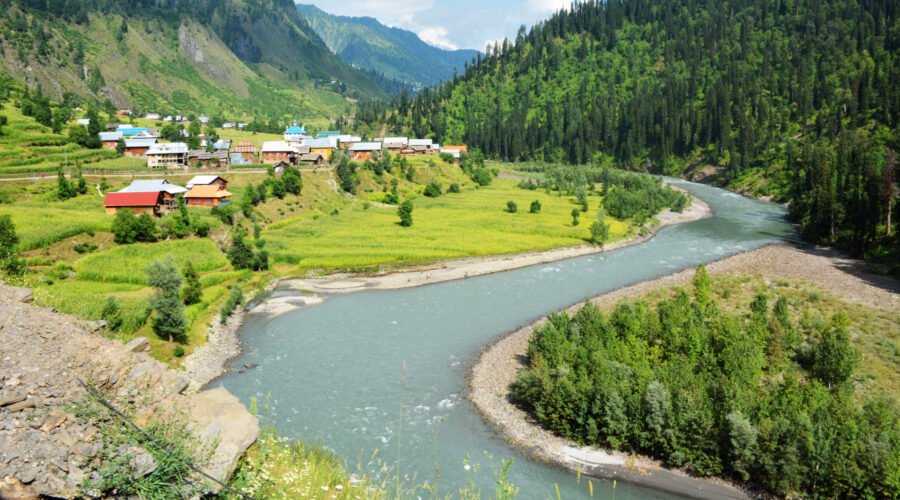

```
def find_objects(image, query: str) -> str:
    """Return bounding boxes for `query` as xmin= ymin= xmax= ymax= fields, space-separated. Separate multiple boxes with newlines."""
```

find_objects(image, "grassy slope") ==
xmin=0 ymin=9 xmax=363 ymax=121
xmin=3 ymin=154 xmax=638 ymax=365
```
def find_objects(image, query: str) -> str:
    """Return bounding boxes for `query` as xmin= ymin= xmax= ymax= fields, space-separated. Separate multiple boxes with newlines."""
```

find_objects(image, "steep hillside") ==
xmin=361 ymin=0 xmax=899 ymax=257
xmin=0 ymin=0 xmax=385 ymax=119
xmin=297 ymin=4 xmax=479 ymax=88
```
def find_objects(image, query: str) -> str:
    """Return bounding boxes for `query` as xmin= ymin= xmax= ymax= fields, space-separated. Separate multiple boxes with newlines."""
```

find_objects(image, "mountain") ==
xmin=296 ymin=4 xmax=479 ymax=88
xmin=360 ymin=0 xmax=899 ymax=257
xmin=0 ymin=0 xmax=386 ymax=120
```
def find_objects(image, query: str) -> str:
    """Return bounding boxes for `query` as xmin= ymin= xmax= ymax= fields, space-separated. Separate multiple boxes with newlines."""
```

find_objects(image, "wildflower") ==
xmin=321 ymin=486 xmax=329 ymax=491
xmin=464 ymin=464 xmax=471 ymax=471
xmin=335 ymin=484 xmax=344 ymax=490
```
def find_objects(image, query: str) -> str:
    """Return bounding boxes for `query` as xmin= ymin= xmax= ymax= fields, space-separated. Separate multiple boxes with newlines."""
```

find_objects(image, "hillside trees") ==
xmin=366 ymin=0 xmax=899 ymax=256
xmin=146 ymin=258 xmax=187 ymax=343
xmin=0 ymin=215 xmax=24 ymax=277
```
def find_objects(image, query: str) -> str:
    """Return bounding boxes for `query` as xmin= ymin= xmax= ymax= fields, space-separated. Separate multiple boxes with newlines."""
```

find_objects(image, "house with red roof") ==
xmin=102 ymin=191 xmax=166 ymax=216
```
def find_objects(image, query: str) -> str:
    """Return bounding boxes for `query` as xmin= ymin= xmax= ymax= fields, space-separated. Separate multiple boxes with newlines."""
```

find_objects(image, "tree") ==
xmin=282 ymin=167 xmax=302 ymax=195
xmin=146 ymin=258 xmax=187 ymax=343
xmin=0 ymin=215 xmax=23 ymax=277
xmin=335 ymin=153 xmax=358 ymax=194
xmin=571 ymin=208 xmax=580 ymax=226
xmin=227 ymin=226 xmax=255 ymax=270
xmin=530 ymin=200 xmax=542 ymax=213
xmin=811 ymin=313 xmax=860 ymax=388
xmin=271 ymin=178 xmax=286 ymax=199
xmin=398 ymin=200 xmax=414 ymax=227
xmin=693 ymin=264 xmax=712 ymax=306
xmin=56 ymin=168 xmax=75 ymax=200
xmin=726 ymin=410 xmax=758 ymax=481
xmin=112 ymin=210 xmax=157 ymax=244
xmin=506 ymin=200 xmax=518 ymax=213
xmin=0 ymin=114 xmax=7 ymax=135
xmin=68 ymin=124 xmax=90 ymax=148
xmin=115 ymin=138 xmax=125 ymax=155
xmin=181 ymin=262 xmax=202 ymax=306
xmin=590 ymin=209 xmax=610 ymax=245
xmin=75 ymin=168 xmax=88 ymax=195
xmin=101 ymin=296 xmax=123 ymax=332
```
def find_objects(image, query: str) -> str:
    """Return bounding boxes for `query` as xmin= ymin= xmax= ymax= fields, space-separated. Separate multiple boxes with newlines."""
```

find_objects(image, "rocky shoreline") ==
xmin=468 ymin=243 xmax=899 ymax=499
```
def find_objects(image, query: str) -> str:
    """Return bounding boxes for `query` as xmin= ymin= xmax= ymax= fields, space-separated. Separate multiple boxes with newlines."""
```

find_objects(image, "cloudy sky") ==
xmin=298 ymin=0 xmax=574 ymax=51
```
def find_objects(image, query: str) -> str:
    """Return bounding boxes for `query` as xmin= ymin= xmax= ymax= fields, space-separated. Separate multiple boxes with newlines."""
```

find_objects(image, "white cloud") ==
xmin=525 ymin=0 xmax=574 ymax=14
xmin=418 ymin=26 xmax=458 ymax=50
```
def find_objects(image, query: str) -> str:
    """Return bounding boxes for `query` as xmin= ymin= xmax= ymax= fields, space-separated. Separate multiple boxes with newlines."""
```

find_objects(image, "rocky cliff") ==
xmin=0 ymin=282 xmax=257 ymax=498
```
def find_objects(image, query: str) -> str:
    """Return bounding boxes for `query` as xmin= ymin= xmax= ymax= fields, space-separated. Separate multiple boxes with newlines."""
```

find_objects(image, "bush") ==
xmin=192 ymin=220 xmax=210 ymax=237
xmin=220 ymin=285 xmax=244 ymax=324
xmin=73 ymin=242 xmax=98 ymax=254
xmin=181 ymin=262 xmax=202 ymax=306
xmin=173 ymin=345 xmax=185 ymax=357
xmin=423 ymin=181 xmax=442 ymax=198
xmin=506 ymin=200 xmax=518 ymax=213
xmin=529 ymin=200 xmax=542 ymax=213
xmin=448 ymin=183 xmax=461 ymax=193
xmin=398 ymin=200 xmax=414 ymax=227
xmin=211 ymin=205 xmax=236 ymax=225
xmin=146 ymin=258 xmax=187 ymax=343
xmin=112 ymin=210 xmax=157 ymax=244
xmin=440 ymin=152 xmax=456 ymax=163
xmin=0 ymin=215 xmax=24 ymax=278
xmin=100 ymin=296 xmax=123 ymax=332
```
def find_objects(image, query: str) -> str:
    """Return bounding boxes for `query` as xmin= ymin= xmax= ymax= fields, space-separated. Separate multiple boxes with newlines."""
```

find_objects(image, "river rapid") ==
xmin=211 ymin=179 xmax=793 ymax=498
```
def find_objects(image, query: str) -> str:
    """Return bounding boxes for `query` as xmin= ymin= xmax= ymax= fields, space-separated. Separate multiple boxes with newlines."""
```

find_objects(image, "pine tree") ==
xmin=181 ymin=262 xmax=202 ymax=306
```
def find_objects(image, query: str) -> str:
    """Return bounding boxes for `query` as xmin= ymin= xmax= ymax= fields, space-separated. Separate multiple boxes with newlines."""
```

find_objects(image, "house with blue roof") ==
xmin=116 ymin=126 xmax=150 ymax=137
xmin=284 ymin=125 xmax=308 ymax=143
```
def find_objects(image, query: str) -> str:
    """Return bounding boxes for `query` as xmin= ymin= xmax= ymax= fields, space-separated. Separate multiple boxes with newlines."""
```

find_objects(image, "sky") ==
xmin=298 ymin=0 xmax=574 ymax=51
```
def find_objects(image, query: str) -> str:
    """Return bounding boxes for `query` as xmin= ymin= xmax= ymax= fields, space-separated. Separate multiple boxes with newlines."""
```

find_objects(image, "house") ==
xmin=440 ymin=145 xmax=468 ymax=159
xmin=284 ymin=125 xmax=307 ymax=143
xmin=118 ymin=179 xmax=188 ymax=196
xmin=230 ymin=153 xmax=251 ymax=166
xmin=349 ymin=142 xmax=383 ymax=161
xmin=76 ymin=118 xmax=90 ymax=126
xmin=199 ymin=116 xmax=209 ymax=125
xmin=124 ymin=136 xmax=157 ymax=157
xmin=261 ymin=141 xmax=299 ymax=165
xmin=402 ymin=139 xmax=433 ymax=156
xmin=184 ymin=185 xmax=233 ymax=207
xmin=187 ymin=151 xmax=229 ymax=169
xmin=272 ymin=160 xmax=290 ymax=176
xmin=145 ymin=113 xmax=161 ymax=120
xmin=115 ymin=110 xmax=132 ymax=117
xmin=103 ymin=191 xmax=165 ymax=216
xmin=316 ymin=131 xmax=341 ymax=139
xmin=302 ymin=138 xmax=337 ymax=160
xmin=212 ymin=139 xmax=232 ymax=152
xmin=116 ymin=126 xmax=151 ymax=137
xmin=337 ymin=135 xmax=362 ymax=149
xmin=99 ymin=132 xmax=123 ymax=150
xmin=298 ymin=153 xmax=325 ymax=166
xmin=147 ymin=142 xmax=189 ymax=168
xmin=381 ymin=137 xmax=409 ymax=152
xmin=233 ymin=141 xmax=259 ymax=162
xmin=186 ymin=175 xmax=228 ymax=189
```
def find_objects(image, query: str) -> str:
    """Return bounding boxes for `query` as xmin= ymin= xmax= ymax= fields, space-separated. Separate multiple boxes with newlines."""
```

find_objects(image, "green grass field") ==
xmin=1 ymin=151 xmax=648 ymax=365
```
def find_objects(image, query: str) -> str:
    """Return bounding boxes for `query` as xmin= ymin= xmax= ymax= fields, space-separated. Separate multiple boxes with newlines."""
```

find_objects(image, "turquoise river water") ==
xmin=212 ymin=179 xmax=793 ymax=498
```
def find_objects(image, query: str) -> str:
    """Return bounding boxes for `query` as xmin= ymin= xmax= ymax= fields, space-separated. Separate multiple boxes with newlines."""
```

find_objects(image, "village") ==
xmin=96 ymin=113 xmax=468 ymax=216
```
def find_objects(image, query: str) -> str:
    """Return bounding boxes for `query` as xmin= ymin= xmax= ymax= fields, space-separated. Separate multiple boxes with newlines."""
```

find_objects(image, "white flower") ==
xmin=321 ymin=486 xmax=330 ymax=491
xmin=335 ymin=484 xmax=344 ymax=490
xmin=464 ymin=464 xmax=471 ymax=471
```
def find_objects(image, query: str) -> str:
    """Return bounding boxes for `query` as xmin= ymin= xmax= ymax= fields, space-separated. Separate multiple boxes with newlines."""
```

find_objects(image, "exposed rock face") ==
xmin=0 ymin=284 xmax=258 ymax=499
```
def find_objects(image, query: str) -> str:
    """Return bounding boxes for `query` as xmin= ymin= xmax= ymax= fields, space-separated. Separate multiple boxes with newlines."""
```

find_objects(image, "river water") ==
xmin=212 ymin=179 xmax=793 ymax=498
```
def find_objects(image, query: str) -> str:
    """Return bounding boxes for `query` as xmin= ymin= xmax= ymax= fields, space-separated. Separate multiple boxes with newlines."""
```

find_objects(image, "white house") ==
xmin=146 ymin=142 xmax=189 ymax=169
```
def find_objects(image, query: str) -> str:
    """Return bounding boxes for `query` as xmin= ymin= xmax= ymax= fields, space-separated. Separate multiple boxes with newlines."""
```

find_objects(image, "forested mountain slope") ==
xmin=0 ymin=0 xmax=385 ymax=119
xmin=360 ymin=0 xmax=899 ymax=257
xmin=297 ymin=4 xmax=479 ymax=88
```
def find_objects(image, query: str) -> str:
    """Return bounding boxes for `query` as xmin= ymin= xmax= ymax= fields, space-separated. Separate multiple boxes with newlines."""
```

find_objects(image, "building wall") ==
xmin=102 ymin=141 xmax=118 ymax=150
xmin=186 ymin=198 xmax=226 ymax=207
xmin=262 ymin=152 xmax=293 ymax=165
xmin=125 ymin=148 xmax=149 ymax=158
xmin=310 ymin=148 xmax=333 ymax=160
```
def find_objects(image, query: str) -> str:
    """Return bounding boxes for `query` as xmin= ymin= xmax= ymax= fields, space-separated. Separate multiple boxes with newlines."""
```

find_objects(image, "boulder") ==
xmin=180 ymin=387 xmax=258 ymax=488
xmin=124 ymin=337 xmax=150 ymax=353
xmin=6 ymin=399 xmax=36 ymax=413
xmin=0 ymin=394 xmax=26 ymax=407
xmin=9 ymin=286 xmax=34 ymax=304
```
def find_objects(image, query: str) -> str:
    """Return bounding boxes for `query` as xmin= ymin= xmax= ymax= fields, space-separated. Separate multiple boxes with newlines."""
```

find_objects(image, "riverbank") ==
xmin=468 ymin=243 xmax=899 ymax=499
xmin=184 ymin=192 xmax=710 ymax=389
xmin=281 ymin=192 xmax=710 ymax=295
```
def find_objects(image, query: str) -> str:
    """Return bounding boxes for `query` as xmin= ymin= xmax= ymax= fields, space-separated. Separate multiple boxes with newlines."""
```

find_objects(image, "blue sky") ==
xmin=298 ymin=0 xmax=573 ymax=51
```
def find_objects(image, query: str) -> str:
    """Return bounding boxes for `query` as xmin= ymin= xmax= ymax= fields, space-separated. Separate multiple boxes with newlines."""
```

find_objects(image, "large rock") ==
xmin=124 ymin=337 xmax=150 ymax=353
xmin=179 ymin=387 xmax=258 ymax=488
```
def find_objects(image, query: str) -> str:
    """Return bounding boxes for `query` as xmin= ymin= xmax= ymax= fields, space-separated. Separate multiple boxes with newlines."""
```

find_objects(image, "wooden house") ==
xmin=261 ymin=141 xmax=299 ymax=165
xmin=233 ymin=141 xmax=259 ymax=162
xmin=298 ymin=153 xmax=325 ymax=166
xmin=124 ymin=136 xmax=157 ymax=158
xmin=184 ymin=185 xmax=233 ymax=207
xmin=349 ymin=142 xmax=383 ymax=161
xmin=99 ymin=132 xmax=123 ymax=150
xmin=187 ymin=150 xmax=229 ymax=169
xmin=440 ymin=145 xmax=468 ymax=159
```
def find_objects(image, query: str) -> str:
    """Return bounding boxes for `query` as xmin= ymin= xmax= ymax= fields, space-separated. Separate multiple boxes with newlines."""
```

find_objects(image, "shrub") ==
xmin=423 ymin=181 xmax=442 ymax=198
xmin=146 ymin=258 xmax=186 ymax=343
xmin=181 ymin=262 xmax=202 ymax=306
xmin=448 ymin=183 xmax=461 ymax=193
xmin=100 ymin=296 xmax=123 ymax=332
xmin=173 ymin=345 xmax=185 ymax=357
xmin=220 ymin=285 xmax=244 ymax=324
xmin=506 ymin=200 xmax=518 ymax=213
xmin=192 ymin=220 xmax=210 ymax=237
xmin=529 ymin=200 xmax=542 ymax=213
xmin=397 ymin=200 xmax=413 ymax=227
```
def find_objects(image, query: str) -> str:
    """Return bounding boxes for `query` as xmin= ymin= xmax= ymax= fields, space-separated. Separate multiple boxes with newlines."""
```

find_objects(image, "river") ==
xmin=211 ymin=179 xmax=793 ymax=498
